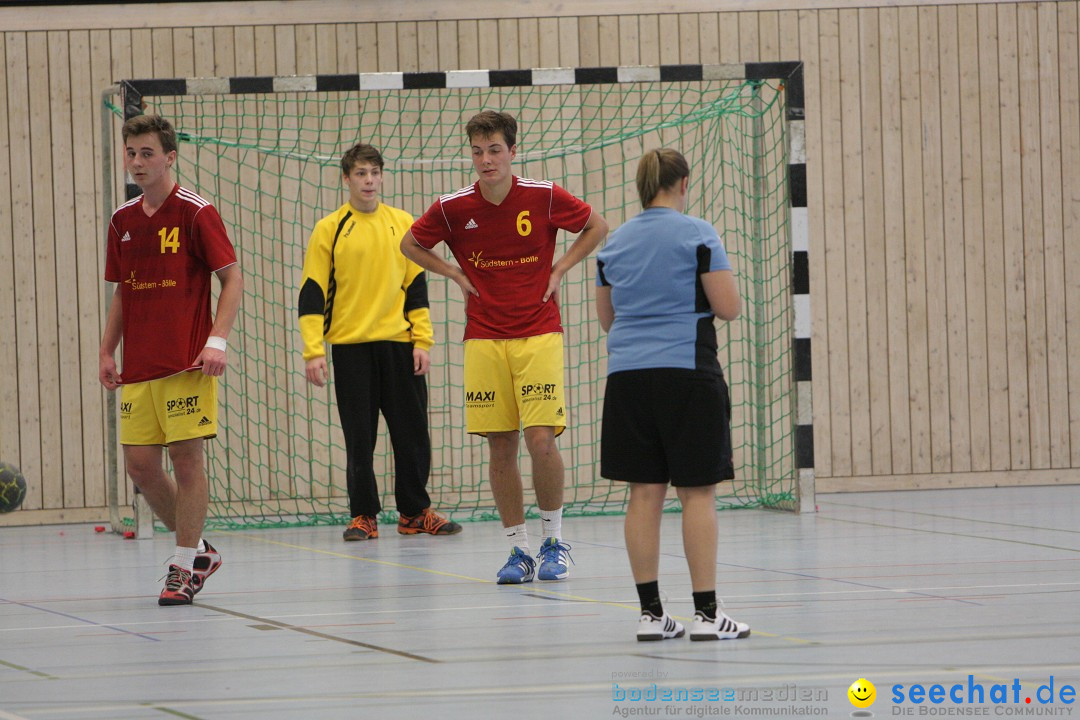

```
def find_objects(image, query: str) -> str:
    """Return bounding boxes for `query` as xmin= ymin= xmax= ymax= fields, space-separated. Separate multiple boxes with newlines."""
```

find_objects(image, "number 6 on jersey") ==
xmin=516 ymin=210 xmax=531 ymax=236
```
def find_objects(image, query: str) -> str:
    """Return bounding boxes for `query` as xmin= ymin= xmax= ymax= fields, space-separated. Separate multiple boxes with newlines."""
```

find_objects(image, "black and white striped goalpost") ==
xmin=105 ymin=61 xmax=814 ymax=527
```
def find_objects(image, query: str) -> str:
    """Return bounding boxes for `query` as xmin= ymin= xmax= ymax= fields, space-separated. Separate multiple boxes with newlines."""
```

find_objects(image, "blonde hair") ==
xmin=635 ymin=148 xmax=689 ymax=207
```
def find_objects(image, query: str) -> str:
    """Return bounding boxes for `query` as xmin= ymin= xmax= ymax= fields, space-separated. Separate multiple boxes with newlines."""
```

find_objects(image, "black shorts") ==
xmin=600 ymin=368 xmax=734 ymax=486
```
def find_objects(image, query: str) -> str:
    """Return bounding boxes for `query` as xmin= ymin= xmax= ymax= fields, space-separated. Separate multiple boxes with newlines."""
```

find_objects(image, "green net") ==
xmin=114 ymin=76 xmax=795 ymax=528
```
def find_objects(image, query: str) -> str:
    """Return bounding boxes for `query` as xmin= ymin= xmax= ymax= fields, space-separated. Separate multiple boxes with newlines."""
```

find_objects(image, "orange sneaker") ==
xmin=191 ymin=540 xmax=222 ymax=595
xmin=158 ymin=565 xmax=194 ymax=606
xmin=343 ymin=515 xmax=378 ymax=541
xmin=397 ymin=508 xmax=463 ymax=536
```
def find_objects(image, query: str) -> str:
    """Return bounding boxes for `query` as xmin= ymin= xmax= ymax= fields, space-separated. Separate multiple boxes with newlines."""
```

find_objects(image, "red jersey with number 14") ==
xmin=410 ymin=176 xmax=592 ymax=340
xmin=105 ymin=184 xmax=237 ymax=383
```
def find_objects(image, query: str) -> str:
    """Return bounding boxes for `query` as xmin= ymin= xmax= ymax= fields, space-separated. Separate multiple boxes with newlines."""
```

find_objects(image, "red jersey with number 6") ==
xmin=410 ymin=176 xmax=592 ymax=340
xmin=105 ymin=184 xmax=237 ymax=383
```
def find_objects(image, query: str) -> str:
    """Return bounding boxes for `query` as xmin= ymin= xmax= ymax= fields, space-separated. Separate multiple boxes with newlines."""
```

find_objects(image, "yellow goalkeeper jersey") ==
xmin=298 ymin=202 xmax=433 ymax=360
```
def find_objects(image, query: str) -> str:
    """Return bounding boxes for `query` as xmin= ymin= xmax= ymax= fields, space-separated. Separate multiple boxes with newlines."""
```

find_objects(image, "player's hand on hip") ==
xmin=99 ymin=355 xmax=120 ymax=391
xmin=413 ymin=347 xmax=430 ymax=376
xmin=452 ymin=268 xmax=478 ymax=301
xmin=197 ymin=347 xmax=227 ymax=376
xmin=305 ymin=357 xmax=329 ymax=387
xmin=542 ymin=267 xmax=565 ymax=304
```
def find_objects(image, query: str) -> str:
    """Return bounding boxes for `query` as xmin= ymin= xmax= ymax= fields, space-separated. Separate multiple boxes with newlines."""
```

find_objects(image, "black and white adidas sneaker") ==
xmin=690 ymin=611 xmax=751 ymax=641
xmin=637 ymin=612 xmax=686 ymax=641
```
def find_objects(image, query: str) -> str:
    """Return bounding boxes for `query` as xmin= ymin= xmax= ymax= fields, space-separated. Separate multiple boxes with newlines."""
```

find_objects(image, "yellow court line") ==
xmin=238 ymin=534 xmax=801 ymax=642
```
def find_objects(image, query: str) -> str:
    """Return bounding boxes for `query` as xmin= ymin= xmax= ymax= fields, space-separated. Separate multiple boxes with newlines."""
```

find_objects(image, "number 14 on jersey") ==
xmin=159 ymin=226 xmax=179 ymax=253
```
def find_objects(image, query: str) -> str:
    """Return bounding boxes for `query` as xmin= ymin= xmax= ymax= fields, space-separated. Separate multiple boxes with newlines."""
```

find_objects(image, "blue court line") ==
xmin=0 ymin=597 xmax=161 ymax=641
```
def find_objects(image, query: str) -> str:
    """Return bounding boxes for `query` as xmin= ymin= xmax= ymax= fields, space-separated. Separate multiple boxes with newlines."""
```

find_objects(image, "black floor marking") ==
xmin=198 ymin=603 xmax=440 ymax=663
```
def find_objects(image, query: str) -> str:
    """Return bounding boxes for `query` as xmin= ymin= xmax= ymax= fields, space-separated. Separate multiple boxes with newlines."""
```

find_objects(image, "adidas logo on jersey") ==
xmin=121 ymin=231 xmax=132 ymax=243
xmin=198 ymin=416 xmax=212 ymax=427
xmin=465 ymin=218 xmax=478 ymax=230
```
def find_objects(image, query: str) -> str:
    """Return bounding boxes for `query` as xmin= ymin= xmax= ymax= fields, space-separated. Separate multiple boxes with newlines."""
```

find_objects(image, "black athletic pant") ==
xmin=331 ymin=341 xmax=431 ymax=518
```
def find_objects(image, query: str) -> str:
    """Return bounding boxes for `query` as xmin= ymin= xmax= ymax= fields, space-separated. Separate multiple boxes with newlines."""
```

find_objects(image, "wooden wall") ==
xmin=1 ymin=0 xmax=1077 ymax=525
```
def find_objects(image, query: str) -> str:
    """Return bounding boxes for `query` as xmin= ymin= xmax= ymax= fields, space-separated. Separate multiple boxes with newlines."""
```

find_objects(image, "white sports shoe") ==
xmin=636 ymin=612 xmax=685 ymax=641
xmin=689 ymin=611 xmax=751 ymax=641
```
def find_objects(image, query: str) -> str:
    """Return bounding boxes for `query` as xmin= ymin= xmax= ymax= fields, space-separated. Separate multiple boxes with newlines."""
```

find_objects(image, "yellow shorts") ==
xmin=119 ymin=371 xmax=218 ymax=446
xmin=464 ymin=332 xmax=566 ymax=436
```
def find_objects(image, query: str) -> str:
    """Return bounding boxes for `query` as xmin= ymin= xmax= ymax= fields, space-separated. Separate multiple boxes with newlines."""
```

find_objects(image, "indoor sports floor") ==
xmin=2 ymin=485 xmax=1078 ymax=719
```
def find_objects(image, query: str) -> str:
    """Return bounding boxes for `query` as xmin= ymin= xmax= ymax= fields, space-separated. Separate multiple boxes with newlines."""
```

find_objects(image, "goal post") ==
xmin=102 ymin=62 xmax=813 ymax=531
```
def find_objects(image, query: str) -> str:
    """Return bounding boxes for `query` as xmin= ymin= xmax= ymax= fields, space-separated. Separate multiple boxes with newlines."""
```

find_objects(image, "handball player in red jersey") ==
xmin=402 ymin=110 xmax=608 ymax=584
xmin=99 ymin=114 xmax=242 ymax=605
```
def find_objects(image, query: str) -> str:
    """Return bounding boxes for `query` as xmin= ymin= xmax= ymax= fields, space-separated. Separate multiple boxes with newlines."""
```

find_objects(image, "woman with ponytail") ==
xmin=595 ymin=148 xmax=749 ymax=642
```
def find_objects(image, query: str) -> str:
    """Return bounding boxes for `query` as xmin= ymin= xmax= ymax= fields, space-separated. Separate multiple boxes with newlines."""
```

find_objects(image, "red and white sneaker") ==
xmin=191 ymin=540 xmax=222 ymax=595
xmin=158 ymin=565 xmax=194 ymax=606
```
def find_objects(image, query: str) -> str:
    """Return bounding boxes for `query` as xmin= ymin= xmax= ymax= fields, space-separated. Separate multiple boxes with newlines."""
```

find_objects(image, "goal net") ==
xmin=107 ymin=66 xmax=800 ymax=529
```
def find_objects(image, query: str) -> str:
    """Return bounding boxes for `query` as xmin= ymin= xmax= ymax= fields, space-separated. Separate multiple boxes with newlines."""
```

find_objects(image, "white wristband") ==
xmin=204 ymin=336 xmax=227 ymax=352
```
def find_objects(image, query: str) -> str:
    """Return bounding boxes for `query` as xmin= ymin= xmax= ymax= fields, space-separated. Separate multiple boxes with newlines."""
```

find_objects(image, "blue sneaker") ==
xmin=536 ymin=537 xmax=573 ymax=581
xmin=496 ymin=546 xmax=535 ymax=584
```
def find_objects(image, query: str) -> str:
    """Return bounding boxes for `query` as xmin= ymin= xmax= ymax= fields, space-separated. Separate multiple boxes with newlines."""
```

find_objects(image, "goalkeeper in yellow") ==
xmin=298 ymin=143 xmax=461 ymax=541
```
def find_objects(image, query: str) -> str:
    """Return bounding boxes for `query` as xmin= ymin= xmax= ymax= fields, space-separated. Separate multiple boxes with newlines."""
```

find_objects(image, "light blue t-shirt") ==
xmin=596 ymin=207 xmax=731 ymax=375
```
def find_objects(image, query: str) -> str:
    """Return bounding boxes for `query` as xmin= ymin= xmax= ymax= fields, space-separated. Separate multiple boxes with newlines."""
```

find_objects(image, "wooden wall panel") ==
xmin=680 ymin=14 xmax=701 ymax=62
xmin=173 ymin=28 xmax=195 ymax=77
xmin=0 ymin=33 xmax=18 ymax=469
xmin=698 ymin=14 xmax=719 ymax=64
xmin=49 ymin=30 xmax=83 ymax=509
xmin=858 ymin=8 xmax=891 ymax=476
xmin=151 ymin=28 xmax=173 ymax=77
xmin=476 ymin=19 xmax=499 ymax=68
xmin=106 ymin=28 xmax=132 ymax=508
xmin=839 ymin=8 xmax=871 ymax=477
xmin=1062 ymin=3 xmax=1080 ymax=469
xmin=599 ymin=16 xmax=620 ymax=65
xmin=28 ymin=32 xmax=61 ymax=509
xmin=2 ymin=1 xmax=1080 ymax=526
xmin=738 ymin=12 xmax=758 ymax=61
xmin=192 ymin=28 xmax=213 ymax=76
xmin=131 ymin=29 xmax=151 ymax=78
xmin=254 ymin=25 xmax=277 ymax=74
xmin=976 ymin=6 xmax=1011 ymax=472
xmin=938 ymin=6 xmax=972 ymax=474
xmin=6 ymin=32 xmax=42 ymax=511
xmin=919 ymin=7 xmax=951 ymax=472
xmin=537 ymin=18 xmax=559 ymax=67
xmin=997 ymin=4 xmax=1031 ymax=470
xmin=759 ymin=12 xmax=780 ymax=60
xmin=820 ymin=9 xmax=850 ymax=477
xmin=963 ymin=7 xmax=989 ymax=479
xmin=899 ymin=7 xmax=932 ymax=475
xmin=1017 ymin=4 xmax=1050 ymax=470
xmin=79 ymin=25 xmax=111 ymax=508
xmin=1036 ymin=3 xmax=1069 ymax=470
xmin=879 ymin=7 xmax=913 ymax=475
xmin=957 ymin=4 xmax=990 ymax=474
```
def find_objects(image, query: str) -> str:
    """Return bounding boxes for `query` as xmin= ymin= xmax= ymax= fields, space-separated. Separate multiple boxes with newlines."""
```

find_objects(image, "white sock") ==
xmin=172 ymin=546 xmax=197 ymax=572
xmin=505 ymin=523 xmax=529 ymax=555
xmin=197 ymin=539 xmax=206 ymax=553
xmin=540 ymin=507 xmax=563 ymax=541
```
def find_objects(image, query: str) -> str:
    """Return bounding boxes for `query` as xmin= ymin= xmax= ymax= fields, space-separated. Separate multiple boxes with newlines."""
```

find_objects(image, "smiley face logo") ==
xmin=848 ymin=678 xmax=876 ymax=708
